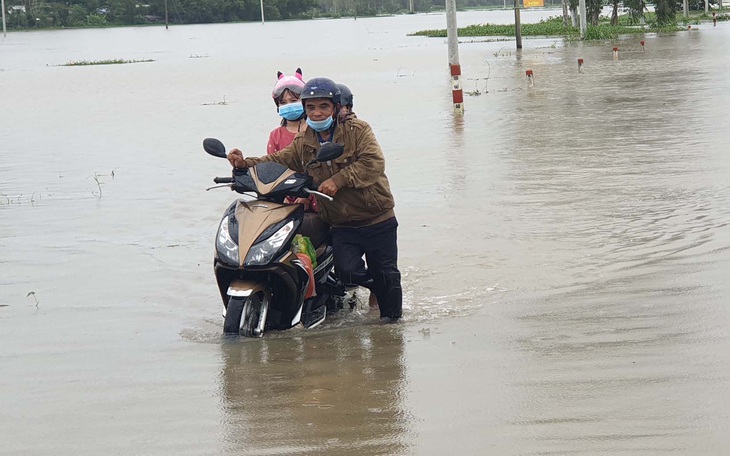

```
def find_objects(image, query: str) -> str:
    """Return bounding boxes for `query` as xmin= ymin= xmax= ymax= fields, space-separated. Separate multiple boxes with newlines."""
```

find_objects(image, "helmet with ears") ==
xmin=272 ymin=68 xmax=305 ymax=106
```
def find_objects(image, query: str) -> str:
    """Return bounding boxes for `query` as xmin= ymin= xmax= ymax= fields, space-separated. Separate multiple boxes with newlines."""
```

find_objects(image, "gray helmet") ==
xmin=336 ymin=84 xmax=353 ymax=107
xmin=300 ymin=77 xmax=341 ymax=105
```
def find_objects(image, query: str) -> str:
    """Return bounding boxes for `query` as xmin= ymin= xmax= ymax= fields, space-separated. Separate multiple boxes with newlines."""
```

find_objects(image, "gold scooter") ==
xmin=204 ymin=138 xmax=346 ymax=337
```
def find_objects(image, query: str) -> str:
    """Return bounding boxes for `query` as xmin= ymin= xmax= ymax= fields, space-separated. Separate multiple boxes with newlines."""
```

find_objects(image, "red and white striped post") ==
xmin=450 ymin=64 xmax=464 ymax=112
xmin=446 ymin=0 xmax=464 ymax=114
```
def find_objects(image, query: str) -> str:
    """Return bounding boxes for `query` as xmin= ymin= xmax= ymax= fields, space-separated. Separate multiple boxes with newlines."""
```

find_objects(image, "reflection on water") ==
xmin=218 ymin=326 xmax=410 ymax=455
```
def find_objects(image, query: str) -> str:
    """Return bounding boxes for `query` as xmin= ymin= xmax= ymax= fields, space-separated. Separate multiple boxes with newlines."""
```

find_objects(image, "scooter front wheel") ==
xmin=223 ymin=297 xmax=245 ymax=335
xmin=223 ymin=294 xmax=263 ymax=337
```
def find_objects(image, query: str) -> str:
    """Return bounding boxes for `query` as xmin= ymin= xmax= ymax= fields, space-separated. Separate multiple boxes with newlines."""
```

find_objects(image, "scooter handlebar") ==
xmin=304 ymin=188 xmax=334 ymax=202
xmin=213 ymin=177 xmax=234 ymax=184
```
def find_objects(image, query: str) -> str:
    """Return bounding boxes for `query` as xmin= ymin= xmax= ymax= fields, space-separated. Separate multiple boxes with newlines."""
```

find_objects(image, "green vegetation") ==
xmin=3 ymin=0 xmax=725 ymax=30
xmin=0 ymin=0 xmax=499 ymax=29
xmin=410 ymin=15 xmax=685 ymax=40
xmin=59 ymin=59 xmax=155 ymax=66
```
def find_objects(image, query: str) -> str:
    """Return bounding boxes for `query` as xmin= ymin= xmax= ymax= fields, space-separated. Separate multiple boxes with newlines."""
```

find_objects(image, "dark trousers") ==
xmin=330 ymin=217 xmax=402 ymax=319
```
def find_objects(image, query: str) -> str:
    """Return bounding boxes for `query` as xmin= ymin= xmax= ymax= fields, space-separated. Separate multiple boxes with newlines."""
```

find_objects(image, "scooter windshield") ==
xmin=255 ymin=162 xmax=289 ymax=184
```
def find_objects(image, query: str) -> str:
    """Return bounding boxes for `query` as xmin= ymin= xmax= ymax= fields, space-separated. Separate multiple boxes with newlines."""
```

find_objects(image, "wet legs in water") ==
xmin=331 ymin=217 xmax=402 ymax=320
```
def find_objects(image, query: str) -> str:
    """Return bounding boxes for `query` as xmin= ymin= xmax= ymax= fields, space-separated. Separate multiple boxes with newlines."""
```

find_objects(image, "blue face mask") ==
xmin=278 ymin=103 xmax=304 ymax=121
xmin=307 ymin=116 xmax=334 ymax=132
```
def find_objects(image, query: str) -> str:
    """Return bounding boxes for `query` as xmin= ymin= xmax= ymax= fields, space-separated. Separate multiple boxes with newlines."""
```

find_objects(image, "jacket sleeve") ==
xmin=330 ymin=122 xmax=385 ymax=189
xmin=244 ymin=137 xmax=304 ymax=171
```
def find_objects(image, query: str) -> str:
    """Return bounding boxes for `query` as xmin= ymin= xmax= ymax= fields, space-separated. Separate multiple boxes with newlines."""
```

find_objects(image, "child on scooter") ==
xmin=267 ymin=68 xmax=317 ymax=212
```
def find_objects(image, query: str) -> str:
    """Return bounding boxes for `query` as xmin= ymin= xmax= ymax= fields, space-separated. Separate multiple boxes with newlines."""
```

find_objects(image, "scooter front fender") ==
xmin=227 ymin=280 xmax=267 ymax=298
xmin=225 ymin=280 xmax=303 ymax=331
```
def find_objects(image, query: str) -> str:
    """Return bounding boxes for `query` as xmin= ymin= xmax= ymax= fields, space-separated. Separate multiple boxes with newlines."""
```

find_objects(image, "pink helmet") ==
xmin=272 ymin=68 xmax=305 ymax=105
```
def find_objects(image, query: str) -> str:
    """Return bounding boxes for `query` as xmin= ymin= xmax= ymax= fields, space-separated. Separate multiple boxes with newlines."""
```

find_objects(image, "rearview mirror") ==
xmin=203 ymin=138 xmax=227 ymax=158
xmin=316 ymin=142 xmax=344 ymax=163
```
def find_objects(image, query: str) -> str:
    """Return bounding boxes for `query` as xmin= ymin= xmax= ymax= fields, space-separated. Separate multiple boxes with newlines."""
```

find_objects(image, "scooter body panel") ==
xmin=234 ymin=201 xmax=301 ymax=267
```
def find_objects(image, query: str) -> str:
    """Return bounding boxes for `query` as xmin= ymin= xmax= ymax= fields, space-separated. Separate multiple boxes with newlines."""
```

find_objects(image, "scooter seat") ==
xmin=299 ymin=212 xmax=330 ymax=249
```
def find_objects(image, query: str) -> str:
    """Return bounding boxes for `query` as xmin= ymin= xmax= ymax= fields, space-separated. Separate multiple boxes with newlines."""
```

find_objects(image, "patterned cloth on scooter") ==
xmin=299 ymin=212 xmax=330 ymax=249
xmin=292 ymin=233 xmax=319 ymax=300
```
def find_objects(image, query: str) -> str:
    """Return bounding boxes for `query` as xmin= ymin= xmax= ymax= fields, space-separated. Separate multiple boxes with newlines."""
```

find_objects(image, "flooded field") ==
xmin=2 ymin=11 xmax=730 ymax=455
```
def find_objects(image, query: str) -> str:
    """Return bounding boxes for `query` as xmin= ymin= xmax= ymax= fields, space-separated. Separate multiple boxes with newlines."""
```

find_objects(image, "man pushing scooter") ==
xmin=227 ymin=77 xmax=403 ymax=322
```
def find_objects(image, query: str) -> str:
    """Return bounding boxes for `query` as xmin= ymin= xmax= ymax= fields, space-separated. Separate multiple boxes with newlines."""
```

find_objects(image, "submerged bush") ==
xmin=410 ymin=15 xmax=682 ymax=40
xmin=60 ymin=59 xmax=154 ymax=66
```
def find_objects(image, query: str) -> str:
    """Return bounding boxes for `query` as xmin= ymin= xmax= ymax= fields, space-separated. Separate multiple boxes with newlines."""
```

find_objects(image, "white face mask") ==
xmin=307 ymin=116 xmax=334 ymax=132
xmin=278 ymin=103 xmax=304 ymax=121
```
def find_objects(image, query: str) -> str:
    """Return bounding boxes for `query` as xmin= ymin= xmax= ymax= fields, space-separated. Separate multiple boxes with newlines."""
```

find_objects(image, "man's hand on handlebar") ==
xmin=227 ymin=149 xmax=246 ymax=168
xmin=318 ymin=178 xmax=339 ymax=197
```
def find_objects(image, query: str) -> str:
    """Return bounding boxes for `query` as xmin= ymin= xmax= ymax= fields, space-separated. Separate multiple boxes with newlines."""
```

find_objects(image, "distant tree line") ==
xmin=2 ymin=0 xmax=503 ymax=28
xmin=559 ymin=0 xmax=695 ymax=28
xmin=2 ymin=0 xmax=700 ymax=29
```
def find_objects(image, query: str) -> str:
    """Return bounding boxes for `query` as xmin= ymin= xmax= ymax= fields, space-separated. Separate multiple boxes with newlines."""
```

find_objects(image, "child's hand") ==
xmin=294 ymin=198 xmax=311 ymax=210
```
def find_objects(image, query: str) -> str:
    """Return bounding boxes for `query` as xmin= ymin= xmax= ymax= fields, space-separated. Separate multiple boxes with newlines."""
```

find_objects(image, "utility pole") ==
xmin=164 ymin=0 xmax=168 ymax=29
xmin=579 ymin=0 xmax=587 ymax=39
xmin=409 ymin=0 xmax=414 ymax=13
xmin=683 ymin=0 xmax=689 ymax=17
xmin=445 ymin=0 xmax=463 ymax=113
xmin=2 ymin=0 xmax=7 ymax=37
xmin=640 ymin=0 xmax=645 ymax=24
xmin=260 ymin=0 xmax=265 ymax=24
xmin=514 ymin=0 xmax=522 ymax=49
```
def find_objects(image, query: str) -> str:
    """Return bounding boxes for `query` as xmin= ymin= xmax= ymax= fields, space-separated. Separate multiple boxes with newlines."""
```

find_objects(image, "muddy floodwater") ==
xmin=2 ymin=10 xmax=730 ymax=455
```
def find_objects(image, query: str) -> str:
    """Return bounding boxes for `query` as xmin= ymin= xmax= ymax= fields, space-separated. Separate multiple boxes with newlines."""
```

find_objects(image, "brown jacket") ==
xmin=243 ymin=118 xmax=395 ymax=227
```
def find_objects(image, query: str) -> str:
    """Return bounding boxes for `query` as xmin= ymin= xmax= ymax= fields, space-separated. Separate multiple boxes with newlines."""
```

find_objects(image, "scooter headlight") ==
xmin=217 ymin=215 xmax=239 ymax=266
xmin=245 ymin=220 xmax=295 ymax=266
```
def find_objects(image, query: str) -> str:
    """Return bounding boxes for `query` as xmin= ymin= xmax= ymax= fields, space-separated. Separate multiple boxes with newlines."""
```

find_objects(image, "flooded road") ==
xmin=2 ymin=11 xmax=730 ymax=455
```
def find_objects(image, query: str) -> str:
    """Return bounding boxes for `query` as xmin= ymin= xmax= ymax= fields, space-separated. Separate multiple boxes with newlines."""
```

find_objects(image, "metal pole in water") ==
xmin=445 ymin=0 xmax=464 ymax=114
xmin=164 ymin=0 xmax=169 ymax=29
xmin=579 ymin=0 xmax=587 ymax=39
xmin=514 ymin=0 xmax=522 ymax=49
xmin=260 ymin=0 xmax=265 ymax=24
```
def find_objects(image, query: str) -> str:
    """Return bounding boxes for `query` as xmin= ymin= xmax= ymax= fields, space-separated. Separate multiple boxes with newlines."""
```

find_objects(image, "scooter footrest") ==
xmin=302 ymin=305 xmax=326 ymax=329
xmin=321 ymin=276 xmax=346 ymax=296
